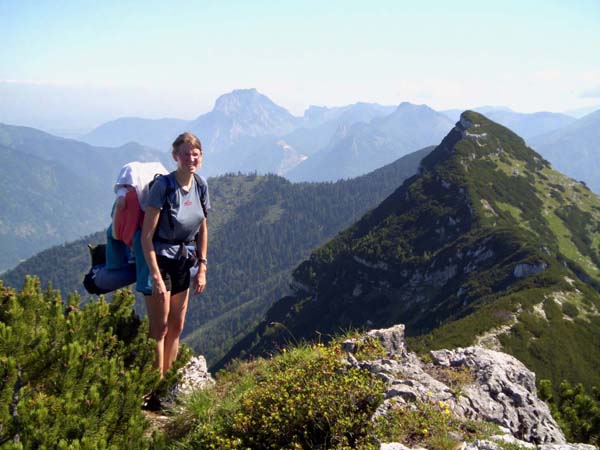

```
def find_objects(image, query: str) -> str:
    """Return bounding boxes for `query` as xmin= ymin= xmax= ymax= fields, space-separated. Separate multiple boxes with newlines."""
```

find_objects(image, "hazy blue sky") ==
xmin=1 ymin=0 xmax=599 ymax=133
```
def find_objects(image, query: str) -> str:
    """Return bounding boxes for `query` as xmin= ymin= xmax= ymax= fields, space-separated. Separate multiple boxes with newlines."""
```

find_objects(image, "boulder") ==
xmin=342 ymin=324 xmax=406 ymax=357
xmin=168 ymin=355 xmax=215 ymax=400
xmin=380 ymin=444 xmax=413 ymax=450
xmin=513 ymin=262 xmax=548 ymax=278
xmin=347 ymin=325 xmax=566 ymax=444
xmin=430 ymin=347 xmax=565 ymax=444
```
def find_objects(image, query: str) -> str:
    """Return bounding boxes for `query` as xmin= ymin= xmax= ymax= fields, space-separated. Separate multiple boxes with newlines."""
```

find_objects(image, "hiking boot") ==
xmin=142 ymin=392 xmax=162 ymax=412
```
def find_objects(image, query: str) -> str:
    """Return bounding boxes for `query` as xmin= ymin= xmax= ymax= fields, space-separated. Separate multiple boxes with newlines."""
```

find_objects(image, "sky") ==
xmin=1 ymin=0 xmax=599 ymax=134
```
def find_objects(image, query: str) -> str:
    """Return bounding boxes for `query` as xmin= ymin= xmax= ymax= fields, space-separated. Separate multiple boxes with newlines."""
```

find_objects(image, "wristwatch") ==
xmin=199 ymin=257 xmax=208 ymax=267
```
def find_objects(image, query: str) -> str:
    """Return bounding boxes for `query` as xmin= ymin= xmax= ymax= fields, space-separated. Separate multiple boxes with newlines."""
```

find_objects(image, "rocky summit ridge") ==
xmin=219 ymin=111 xmax=600 ymax=391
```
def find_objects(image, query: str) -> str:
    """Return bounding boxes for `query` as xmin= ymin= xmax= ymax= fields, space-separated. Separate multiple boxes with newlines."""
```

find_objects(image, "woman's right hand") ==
xmin=152 ymin=276 xmax=168 ymax=302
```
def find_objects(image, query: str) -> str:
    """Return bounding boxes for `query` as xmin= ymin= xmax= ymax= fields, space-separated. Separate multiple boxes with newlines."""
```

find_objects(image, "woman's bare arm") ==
xmin=141 ymin=207 xmax=167 ymax=299
xmin=193 ymin=218 xmax=208 ymax=295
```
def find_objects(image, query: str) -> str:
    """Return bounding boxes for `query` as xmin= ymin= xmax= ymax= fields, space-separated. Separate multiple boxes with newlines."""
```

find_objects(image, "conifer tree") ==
xmin=540 ymin=378 xmax=600 ymax=444
xmin=0 ymin=277 xmax=159 ymax=449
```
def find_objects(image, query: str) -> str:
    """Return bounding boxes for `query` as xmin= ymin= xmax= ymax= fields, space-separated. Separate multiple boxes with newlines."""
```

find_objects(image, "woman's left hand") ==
xmin=193 ymin=268 xmax=206 ymax=295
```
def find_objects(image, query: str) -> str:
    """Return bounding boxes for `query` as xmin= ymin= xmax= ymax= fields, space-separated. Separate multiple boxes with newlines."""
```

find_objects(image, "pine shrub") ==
xmin=539 ymin=379 xmax=600 ymax=444
xmin=0 ymin=277 xmax=158 ymax=449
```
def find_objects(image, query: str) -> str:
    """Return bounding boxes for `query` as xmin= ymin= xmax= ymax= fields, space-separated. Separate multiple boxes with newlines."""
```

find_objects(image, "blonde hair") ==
xmin=172 ymin=132 xmax=202 ymax=154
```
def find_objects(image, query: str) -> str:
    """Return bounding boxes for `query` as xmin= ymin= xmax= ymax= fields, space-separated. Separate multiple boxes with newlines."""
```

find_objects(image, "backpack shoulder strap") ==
xmin=163 ymin=173 xmax=177 ymax=203
xmin=193 ymin=173 xmax=208 ymax=219
xmin=158 ymin=173 xmax=177 ymax=231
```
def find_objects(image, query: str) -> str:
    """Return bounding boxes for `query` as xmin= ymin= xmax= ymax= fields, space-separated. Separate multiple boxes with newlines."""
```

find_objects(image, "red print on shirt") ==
xmin=184 ymin=200 xmax=193 ymax=206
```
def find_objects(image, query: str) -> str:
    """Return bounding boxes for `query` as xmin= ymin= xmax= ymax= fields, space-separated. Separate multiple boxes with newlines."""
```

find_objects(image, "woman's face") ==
xmin=174 ymin=142 xmax=202 ymax=173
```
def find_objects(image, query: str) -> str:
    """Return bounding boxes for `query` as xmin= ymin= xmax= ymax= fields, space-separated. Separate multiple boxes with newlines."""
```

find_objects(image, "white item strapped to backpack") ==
xmin=114 ymin=161 xmax=169 ymax=211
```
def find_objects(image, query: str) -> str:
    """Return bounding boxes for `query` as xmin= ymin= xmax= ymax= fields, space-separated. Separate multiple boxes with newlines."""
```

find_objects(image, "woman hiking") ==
xmin=141 ymin=132 xmax=210 ymax=409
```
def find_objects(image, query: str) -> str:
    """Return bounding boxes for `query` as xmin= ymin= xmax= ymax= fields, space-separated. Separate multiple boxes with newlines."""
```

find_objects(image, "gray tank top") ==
xmin=145 ymin=173 xmax=210 ymax=258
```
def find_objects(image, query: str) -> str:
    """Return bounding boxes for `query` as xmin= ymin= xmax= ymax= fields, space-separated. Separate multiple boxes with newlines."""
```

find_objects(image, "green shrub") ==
xmin=179 ymin=342 xmax=384 ymax=449
xmin=375 ymin=399 xmax=498 ymax=450
xmin=425 ymin=366 xmax=475 ymax=397
xmin=562 ymin=302 xmax=580 ymax=319
xmin=331 ymin=331 xmax=388 ymax=361
xmin=0 ymin=277 xmax=160 ymax=449
xmin=539 ymin=379 xmax=600 ymax=444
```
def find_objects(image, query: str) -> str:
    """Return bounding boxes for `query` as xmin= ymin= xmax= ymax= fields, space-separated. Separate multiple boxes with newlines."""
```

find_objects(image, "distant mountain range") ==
xmin=81 ymin=89 xmax=594 ymax=186
xmin=0 ymin=123 xmax=173 ymax=272
xmin=0 ymin=93 xmax=444 ymax=271
xmin=1 ymin=146 xmax=432 ymax=364
xmin=220 ymin=111 xmax=600 ymax=392
xmin=286 ymin=103 xmax=453 ymax=181
xmin=81 ymin=89 xmax=403 ymax=179
xmin=441 ymin=106 xmax=575 ymax=140
xmin=530 ymin=109 xmax=600 ymax=193
xmin=82 ymin=117 xmax=187 ymax=151
xmin=3 ymin=90 xmax=598 ymax=270
xmin=565 ymin=104 xmax=600 ymax=118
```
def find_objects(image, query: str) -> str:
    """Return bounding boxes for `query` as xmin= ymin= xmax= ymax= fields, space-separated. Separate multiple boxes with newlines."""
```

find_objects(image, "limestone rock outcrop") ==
xmin=167 ymin=355 xmax=215 ymax=401
xmin=345 ymin=325 xmax=567 ymax=445
xmin=430 ymin=347 xmax=564 ymax=443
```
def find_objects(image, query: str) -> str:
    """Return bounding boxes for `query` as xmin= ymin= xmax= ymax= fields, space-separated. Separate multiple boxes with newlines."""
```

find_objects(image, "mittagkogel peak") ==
xmin=219 ymin=111 xmax=600 ymax=392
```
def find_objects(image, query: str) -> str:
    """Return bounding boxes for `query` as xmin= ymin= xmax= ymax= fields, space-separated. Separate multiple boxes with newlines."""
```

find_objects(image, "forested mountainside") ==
xmin=0 ymin=123 xmax=172 ymax=271
xmin=222 ymin=111 xmax=600 ymax=392
xmin=2 ymin=146 xmax=432 ymax=365
xmin=0 ymin=144 xmax=105 ymax=273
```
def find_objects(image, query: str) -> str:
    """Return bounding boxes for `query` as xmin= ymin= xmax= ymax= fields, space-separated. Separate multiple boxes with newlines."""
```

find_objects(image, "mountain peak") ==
xmin=389 ymin=102 xmax=442 ymax=121
xmin=189 ymin=89 xmax=299 ymax=151
xmin=422 ymin=110 xmax=540 ymax=166
xmin=396 ymin=101 xmax=432 ymax=111
xmin=212 ymin=88 xmax=279 ymax=115
xmin=456 ymin=110 xmax=490 ymax=134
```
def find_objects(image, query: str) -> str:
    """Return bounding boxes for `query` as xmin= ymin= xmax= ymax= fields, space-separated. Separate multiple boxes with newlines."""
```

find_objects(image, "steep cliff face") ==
xmin=221 ymin=112 xmax=600 ymax=390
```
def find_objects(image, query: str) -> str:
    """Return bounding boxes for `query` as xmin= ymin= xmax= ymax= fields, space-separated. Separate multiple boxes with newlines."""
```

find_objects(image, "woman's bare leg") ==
xmin=145 ymin=293 xmax=171 ymax=377
xmin=163 ymin=288 xmax=189 ymax=372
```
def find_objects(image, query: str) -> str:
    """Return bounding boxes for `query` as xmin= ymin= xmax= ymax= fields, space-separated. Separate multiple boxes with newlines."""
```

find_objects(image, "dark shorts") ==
xmin=155 ymin=255 xmax=190 ymax=296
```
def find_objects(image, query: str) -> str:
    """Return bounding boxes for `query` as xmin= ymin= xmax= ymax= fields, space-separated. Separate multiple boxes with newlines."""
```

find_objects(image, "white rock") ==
xmin=380 ymin=443 xmax=412 ymax=450
xmin=491 ymin=434 xmax=535 ymax=448
xmin=429 ymin=347 xmax=565 ymax=443
xmin=366 ymin=324 xmax=406 ymax=356
xmin=470 ymin=440 xmax=503 ymax=450
xmin=538 ymin=445 xmax=597 ymax=450
xmin=169 ymin=355 xmax=215 ymax=399
xmin=353 ymin=256 xmax=389 ymax=271
xmin=514 ymin=262 xmax=548 ymax=278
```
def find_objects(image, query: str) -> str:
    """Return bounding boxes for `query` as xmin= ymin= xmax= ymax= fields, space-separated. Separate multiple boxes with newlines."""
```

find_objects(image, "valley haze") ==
xmin=1 ymin=1 xmax=599 ymax=133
